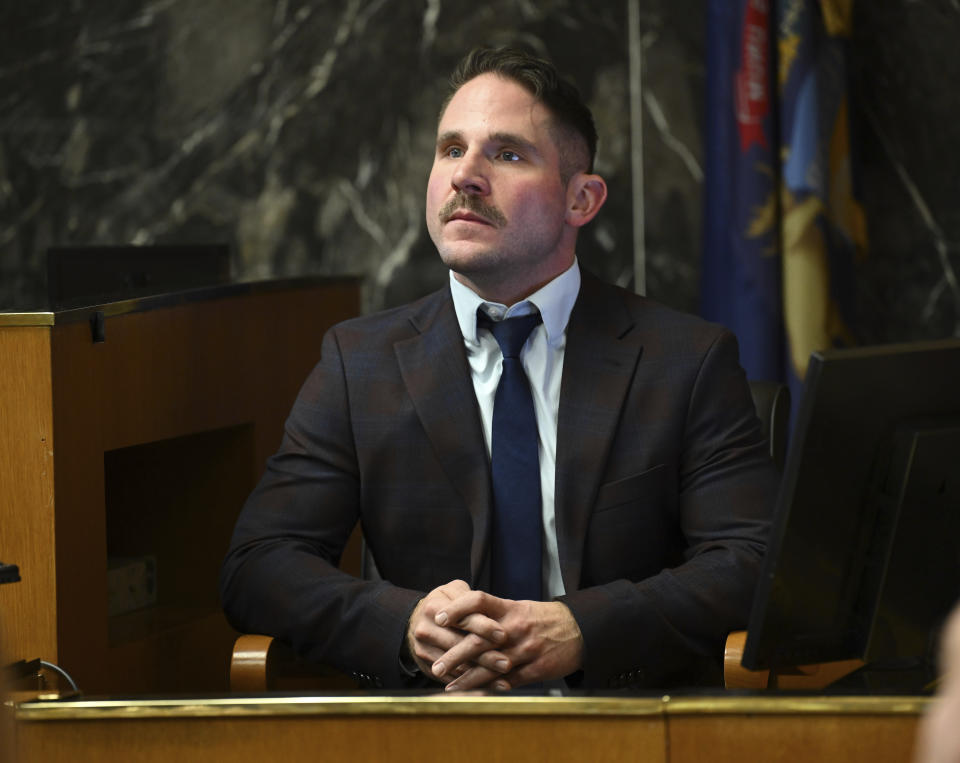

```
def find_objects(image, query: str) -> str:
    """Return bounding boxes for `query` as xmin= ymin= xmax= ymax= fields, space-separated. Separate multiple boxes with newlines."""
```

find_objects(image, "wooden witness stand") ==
xmin=8 ymin=692 xmax=925 ymax=763
xmin=0 ymin=273 xmax=925 ymax=763
xmin=0 ymin=277 xmax=360 ymax=694
xmin=5 ymin=629 xmax=924 ymax=763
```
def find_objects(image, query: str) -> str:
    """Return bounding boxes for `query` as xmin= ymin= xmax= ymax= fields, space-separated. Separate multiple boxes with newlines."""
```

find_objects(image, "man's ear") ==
xmin=565 ymin=173 xmax=608 ymax=228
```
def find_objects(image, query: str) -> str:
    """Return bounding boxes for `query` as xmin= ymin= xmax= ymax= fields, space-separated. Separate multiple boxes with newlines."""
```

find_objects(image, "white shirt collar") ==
xmin=449 ymin=259 xmax=582 ymax=347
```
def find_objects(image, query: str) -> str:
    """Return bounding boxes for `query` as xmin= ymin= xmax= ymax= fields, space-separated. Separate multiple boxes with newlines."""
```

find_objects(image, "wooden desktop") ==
xmin=4 ymin=692 xmax=925 ymax=763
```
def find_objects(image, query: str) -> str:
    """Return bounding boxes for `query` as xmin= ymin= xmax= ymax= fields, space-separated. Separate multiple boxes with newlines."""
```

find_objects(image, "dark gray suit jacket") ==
xmin=220 ymin=271 xmax=777 ymax=689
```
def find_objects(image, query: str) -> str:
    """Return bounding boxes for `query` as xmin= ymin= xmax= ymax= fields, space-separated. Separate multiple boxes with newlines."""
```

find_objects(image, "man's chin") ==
xmin=438 ymin=247 xmax=503 ymax=276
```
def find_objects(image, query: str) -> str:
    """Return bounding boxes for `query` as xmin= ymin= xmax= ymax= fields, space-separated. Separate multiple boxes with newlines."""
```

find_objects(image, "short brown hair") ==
xmin=442 ymin=46 xmax=598 ymax=179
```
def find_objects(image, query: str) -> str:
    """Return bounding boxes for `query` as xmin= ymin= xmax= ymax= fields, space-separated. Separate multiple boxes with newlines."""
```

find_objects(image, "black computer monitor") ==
xmin=46 ymin=244 xmax=231 ymax=309
xmin=742 ymin=339 xmax=960 ymax=688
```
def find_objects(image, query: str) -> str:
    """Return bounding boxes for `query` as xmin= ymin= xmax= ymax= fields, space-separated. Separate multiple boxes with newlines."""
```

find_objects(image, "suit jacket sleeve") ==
xmin=219 ymin=325 xmax=424 ymax=688
xmin=558 ymin=324 xmax=777 ymax=688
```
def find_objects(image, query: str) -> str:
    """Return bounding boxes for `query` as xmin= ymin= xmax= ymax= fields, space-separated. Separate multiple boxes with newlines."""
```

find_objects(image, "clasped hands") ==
xmin=405 ymin=579 xmax=583 ymax=691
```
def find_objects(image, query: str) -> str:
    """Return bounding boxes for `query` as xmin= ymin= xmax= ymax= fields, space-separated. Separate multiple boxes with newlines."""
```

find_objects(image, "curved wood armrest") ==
xmin=723 ymin=630 xmax=865 ymax=690
xmin=724 ymin=630 xmax=771 ymax=689
xmin=230 ymin=634 xmax=276 ymax=693
xmin=229 ymin=634 xmax=357 ymax=692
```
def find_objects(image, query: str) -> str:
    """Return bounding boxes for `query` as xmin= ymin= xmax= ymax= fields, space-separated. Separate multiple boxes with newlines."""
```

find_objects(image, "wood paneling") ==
xmin=15 ymin=714 xmax=665 ymax=763
xmin=0 ymin=280 xmax=359 ymax=694
xmin=0 ymin=327 xmax=58 ymax=667
xmin=667 ymin=713 xmax=919 ymax=763
xmin=11 ymin=695 xmax=924 ymax=763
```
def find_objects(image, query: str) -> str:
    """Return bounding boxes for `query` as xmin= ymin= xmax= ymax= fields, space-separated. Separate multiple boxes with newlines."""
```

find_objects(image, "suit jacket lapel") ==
xmin=555 ymin=273 xmax=645 ymax=593
xmin=394 ymin=288 xmax=491 ymax=585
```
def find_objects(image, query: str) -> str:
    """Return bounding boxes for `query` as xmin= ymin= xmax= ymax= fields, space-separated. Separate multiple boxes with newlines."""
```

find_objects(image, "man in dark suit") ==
xmin=220 ymin=46 xmax=777 ymax=691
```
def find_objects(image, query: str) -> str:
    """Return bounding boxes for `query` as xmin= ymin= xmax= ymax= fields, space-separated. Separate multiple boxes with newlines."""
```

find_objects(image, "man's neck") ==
xmin=451 ymin=260 xmax=576 ymax=307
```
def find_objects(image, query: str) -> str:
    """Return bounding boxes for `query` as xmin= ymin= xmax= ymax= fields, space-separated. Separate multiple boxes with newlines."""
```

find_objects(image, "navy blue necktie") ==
xmin=478 ymin=311 xmax=543 ymax=602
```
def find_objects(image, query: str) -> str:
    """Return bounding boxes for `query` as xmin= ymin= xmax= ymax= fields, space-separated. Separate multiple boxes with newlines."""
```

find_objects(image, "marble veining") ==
xmin=850 ymin=0 xmax=960 ymax=343
xmin=1 ymin=0 xmax=957 ymax=348
xmin=0 ymin=2 xmax=646 ymax=314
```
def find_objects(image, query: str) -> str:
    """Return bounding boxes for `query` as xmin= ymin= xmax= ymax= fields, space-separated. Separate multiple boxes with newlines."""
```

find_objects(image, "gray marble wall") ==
xmin=1 ymin=1 xmax=957 ymax=346
xmin=850 ymin=1 xmax=960 ymax=344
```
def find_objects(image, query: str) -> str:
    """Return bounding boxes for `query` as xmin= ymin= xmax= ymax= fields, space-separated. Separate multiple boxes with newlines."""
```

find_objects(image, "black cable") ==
xmin=38 ymin=660 xmax=80 ymax=693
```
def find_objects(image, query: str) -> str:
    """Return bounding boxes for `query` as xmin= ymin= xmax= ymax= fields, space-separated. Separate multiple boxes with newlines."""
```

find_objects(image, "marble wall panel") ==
xmin=850 ymin=0 xmax=960 ymax=344
xmin=0 ymin=0 xmax=650 ymax=313
xmin=1 ymin=0 xmax=957 ymax=349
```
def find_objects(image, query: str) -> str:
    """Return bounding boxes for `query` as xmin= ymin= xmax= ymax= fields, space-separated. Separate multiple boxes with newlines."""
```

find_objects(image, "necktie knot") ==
xmin=478 ymin=311 xmax=542 ymax=359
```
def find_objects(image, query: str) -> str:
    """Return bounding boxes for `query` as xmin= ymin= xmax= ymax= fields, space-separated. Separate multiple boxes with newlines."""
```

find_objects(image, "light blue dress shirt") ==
xmin=449 ymin=259 xmax=581 ymax=600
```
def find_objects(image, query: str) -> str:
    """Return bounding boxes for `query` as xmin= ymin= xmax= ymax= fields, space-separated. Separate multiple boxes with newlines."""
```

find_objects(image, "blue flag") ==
xmin=702 ymin=0 xmax=867 ymax=426
xmin=702 ymin=0 xmax=783 ymax=383
xmin=777 ymin=0 xmax=866 ymax=393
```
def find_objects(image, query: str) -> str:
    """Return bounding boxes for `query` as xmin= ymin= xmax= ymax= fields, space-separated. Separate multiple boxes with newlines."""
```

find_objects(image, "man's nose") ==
xmin=451 ymin=151 xmax=489 ymax=195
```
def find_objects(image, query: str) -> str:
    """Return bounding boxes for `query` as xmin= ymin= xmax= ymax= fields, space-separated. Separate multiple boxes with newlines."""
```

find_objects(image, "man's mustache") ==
xmin=438 ymin=194 xmax=508 ymax=228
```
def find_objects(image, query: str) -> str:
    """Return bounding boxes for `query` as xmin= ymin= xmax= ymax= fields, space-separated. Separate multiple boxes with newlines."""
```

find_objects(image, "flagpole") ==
xmin=628 ymin=0 xmax=646 ymax=296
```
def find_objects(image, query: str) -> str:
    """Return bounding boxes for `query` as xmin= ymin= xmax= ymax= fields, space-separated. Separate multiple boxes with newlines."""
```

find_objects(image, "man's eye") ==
xmin=446 ymin=146 xmax=464 ymax=158
xmin=498 ymin=150 xmax=521 ymax=162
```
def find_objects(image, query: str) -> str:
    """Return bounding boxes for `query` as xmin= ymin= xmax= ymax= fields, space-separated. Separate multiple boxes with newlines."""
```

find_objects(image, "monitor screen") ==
xmin=742 ymin=339 xmax=960 ymax=683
